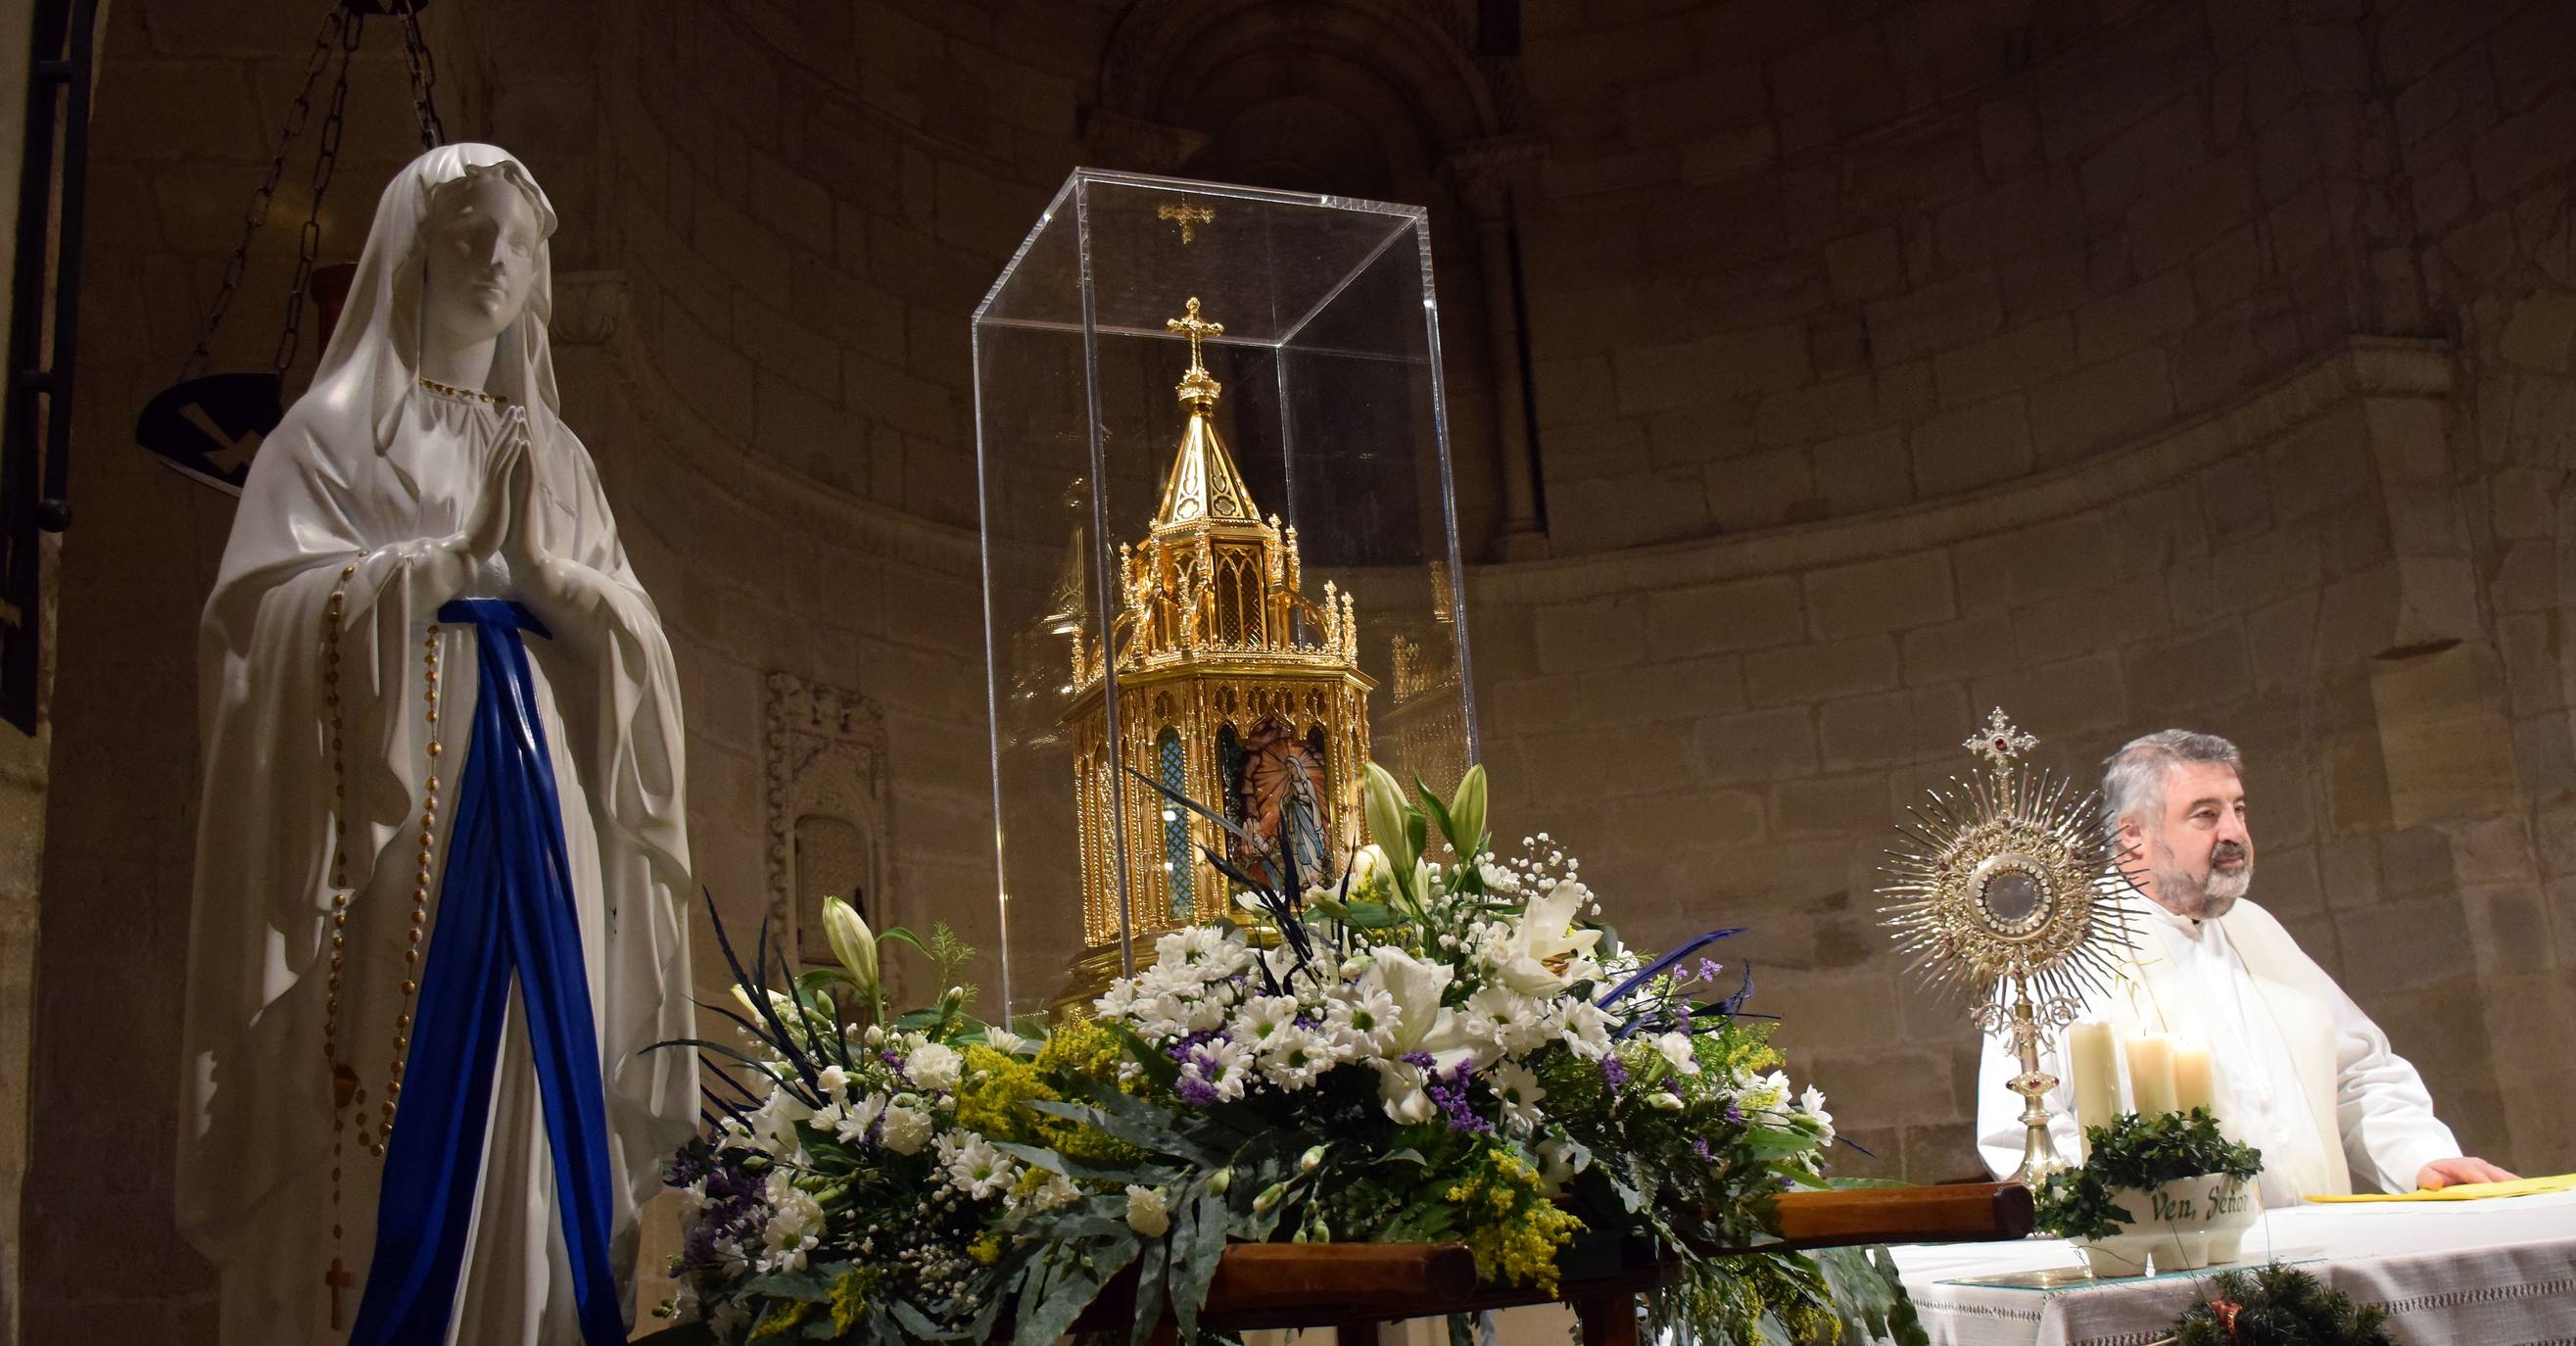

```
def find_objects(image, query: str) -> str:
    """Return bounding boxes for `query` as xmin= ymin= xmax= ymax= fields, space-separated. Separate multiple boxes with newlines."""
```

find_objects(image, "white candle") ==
xmin=2067 ymin=1021 xmax=2121 ymax=1157
xmin=2172 ymin=1040 xmax=2218 ymax=1118
xmin=2124 ymin=1033 xmax=2179 ymax=1115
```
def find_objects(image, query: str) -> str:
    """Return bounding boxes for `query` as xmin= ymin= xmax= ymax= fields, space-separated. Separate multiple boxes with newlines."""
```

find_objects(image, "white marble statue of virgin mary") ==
xmin=178 ymin=143 xmax=695 ymax=1346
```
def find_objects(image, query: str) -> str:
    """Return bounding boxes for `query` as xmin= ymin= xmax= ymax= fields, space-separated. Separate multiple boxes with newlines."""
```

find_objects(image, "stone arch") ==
xmin=764 ymin=673 xmax=894 ymax=975
xmin=1098 ymin=0 xmax=1509 ymax=153
xmin=1091 ymin=0 xmax=1537 ymax=557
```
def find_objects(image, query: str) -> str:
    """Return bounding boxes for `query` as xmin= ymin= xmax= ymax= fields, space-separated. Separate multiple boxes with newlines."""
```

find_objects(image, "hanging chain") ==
xmin=270 ymin=13 xmax=362 ymax=376
xmin=176 ymin=3 xmax=347 ymax=381
xmin=395 ymin=0 xmax=445 ymax=151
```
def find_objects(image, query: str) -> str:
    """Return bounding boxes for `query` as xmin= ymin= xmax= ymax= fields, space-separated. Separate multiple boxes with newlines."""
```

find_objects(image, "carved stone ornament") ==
xmin=763 ymin=672 xmax=892 ymax=963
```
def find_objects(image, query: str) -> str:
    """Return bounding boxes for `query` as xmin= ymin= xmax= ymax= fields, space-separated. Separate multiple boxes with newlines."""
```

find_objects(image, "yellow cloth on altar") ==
xmin=2305 ymin=1173 xmax=2576 ymax=1203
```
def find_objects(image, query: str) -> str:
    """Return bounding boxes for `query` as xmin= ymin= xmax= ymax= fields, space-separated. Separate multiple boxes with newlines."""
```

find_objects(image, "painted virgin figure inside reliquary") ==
xmin=178 ymin=144 xmax=693 ymax=1346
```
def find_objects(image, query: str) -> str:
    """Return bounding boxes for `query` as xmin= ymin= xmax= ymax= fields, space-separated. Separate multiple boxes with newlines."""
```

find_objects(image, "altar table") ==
xmin=1882 ymin=1187 xmax=2576 ymax=1346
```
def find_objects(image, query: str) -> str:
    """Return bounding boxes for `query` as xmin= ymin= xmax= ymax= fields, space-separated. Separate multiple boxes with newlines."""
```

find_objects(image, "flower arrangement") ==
xmin=2167 ymin=1263 xmax=2396 ymax=1346
xmin=2033 ymin=1109 xmax=2264 ymax=1241
xmin=653 ymin=764 xmax=1922 ymax=1345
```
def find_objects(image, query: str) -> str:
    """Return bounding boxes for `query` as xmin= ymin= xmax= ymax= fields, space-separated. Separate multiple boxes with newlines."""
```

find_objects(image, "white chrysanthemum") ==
xmin=1489 ymin=1059 xmax=1547 ymax=1133
xmin=1463 ymin=985 xmax=1550 ymax=1056
xmin=878 ymin=1100 xmax=933 ymax=1154
xmin=905 ymin=1041 xmax=964 ymax=1091
xmin=1557 ymin=998 xmax=1614 ymax=1059
xmin=1125 ymin=1184 xmax=1171 ymax=1237
xmin=983 ymin=1028 xmax=1030 ymax=1056
xmin=1323 ymin=983 xmax=1400 ymax=1058
xmin=935 ymin=1130 xmax=1018 ymax=1200
xmin=831 ymin=1091 xmax=886 ymax=1144
xmin=1237 ymin=994 xmax=1301 ymax=1048
xmin=1016 ymin=1171 xmax=1080 ymax=1213
xmin=1256 ymin=1023 xmax=1335 ymax=1090
xmin=755 ymin=1172 xmax=824 ymax=1273
xmin=1185 ymin=1033 xmax=1257 ymax=1102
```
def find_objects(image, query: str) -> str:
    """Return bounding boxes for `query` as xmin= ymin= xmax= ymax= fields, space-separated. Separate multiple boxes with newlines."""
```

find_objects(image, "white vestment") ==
xmin=1978 ymin=891 xmax=2461 ymax=1206
xmin=177 ymin=145 xmax=695 ymax=1345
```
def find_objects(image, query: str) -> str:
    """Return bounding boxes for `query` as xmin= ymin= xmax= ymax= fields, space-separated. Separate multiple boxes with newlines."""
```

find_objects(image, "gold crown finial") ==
xmin=1168 ymin=297 xmax=1224 ymax=406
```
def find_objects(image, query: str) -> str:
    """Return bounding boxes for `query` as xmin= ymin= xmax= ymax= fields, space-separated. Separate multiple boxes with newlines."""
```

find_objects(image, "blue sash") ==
xmin=349 ymin=599 xmax=626 ymax=1346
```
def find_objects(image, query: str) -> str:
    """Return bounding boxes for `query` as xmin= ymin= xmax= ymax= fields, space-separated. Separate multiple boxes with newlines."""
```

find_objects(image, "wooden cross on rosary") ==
xmin=1157 ymin=199 xmax=1215 ymax=244
xmin=1168 ymin=297 xmax=1222 ymax=374
xmin=325 ymin=1255 xmax=354 ymax=1328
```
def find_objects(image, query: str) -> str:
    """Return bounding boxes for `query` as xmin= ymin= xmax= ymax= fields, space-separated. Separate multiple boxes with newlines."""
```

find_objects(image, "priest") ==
xmin=1977 ymin=729 xmax=2514 ymax=1205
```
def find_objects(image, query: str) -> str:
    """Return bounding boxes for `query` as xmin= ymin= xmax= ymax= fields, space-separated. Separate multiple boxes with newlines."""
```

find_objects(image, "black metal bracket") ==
xmin=0 ymin=0 xmax=99 ymax=733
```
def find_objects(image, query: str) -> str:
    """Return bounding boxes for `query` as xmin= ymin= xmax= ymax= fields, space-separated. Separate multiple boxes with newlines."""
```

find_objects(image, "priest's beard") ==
xmin=2148 ymin=836 xmax=2253 ymax=920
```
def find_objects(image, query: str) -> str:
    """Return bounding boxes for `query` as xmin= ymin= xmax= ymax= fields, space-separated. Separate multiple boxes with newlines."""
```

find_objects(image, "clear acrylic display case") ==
xmin=974 ymin=169 xmax=1478 ymax=1023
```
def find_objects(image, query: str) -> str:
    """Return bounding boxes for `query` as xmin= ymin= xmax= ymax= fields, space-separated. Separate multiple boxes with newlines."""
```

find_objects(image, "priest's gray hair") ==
xmin=2101 ymin=729 xmax=2243 ymax=837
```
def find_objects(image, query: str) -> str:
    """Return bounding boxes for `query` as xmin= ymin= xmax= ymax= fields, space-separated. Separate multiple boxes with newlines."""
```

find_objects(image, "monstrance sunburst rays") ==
xmin=1879 ymin=707 xmax=2139 ymax=1186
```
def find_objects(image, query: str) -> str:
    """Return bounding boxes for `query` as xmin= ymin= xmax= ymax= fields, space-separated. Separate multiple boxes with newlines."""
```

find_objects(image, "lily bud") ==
xmin=823 ymin=895 xmax=879 ymax=992
xmin=1299 ymin=1145 xmax=1325 ymax=1173
xmin=1208 ymin=1168 xmax=1232 ymax=1195
xmin=1362 ymin=762 xmax=1414 ymax=873
xmin=1449 ymin=764 xmax=1489 ymax=859
xmin=1253 ymin=1181 xmax=1288 ymax=1215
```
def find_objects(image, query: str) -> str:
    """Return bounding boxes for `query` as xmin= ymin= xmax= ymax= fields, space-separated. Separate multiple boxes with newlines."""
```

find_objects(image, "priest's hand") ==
xmin=2415 ymin=1157 xmax=2517 ymax=1189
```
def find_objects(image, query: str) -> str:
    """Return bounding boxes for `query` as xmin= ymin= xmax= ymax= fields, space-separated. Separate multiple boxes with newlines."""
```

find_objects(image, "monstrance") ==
xmin=1879 ymin=709 xmax=2138 ymax=1186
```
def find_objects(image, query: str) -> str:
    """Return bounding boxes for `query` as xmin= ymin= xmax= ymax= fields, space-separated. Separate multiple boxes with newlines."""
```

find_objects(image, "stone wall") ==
xmin=1518 ymin=0 xmax=2428 ymax=552
xmin=14 ymin=0 xmax=2576 ymax=1337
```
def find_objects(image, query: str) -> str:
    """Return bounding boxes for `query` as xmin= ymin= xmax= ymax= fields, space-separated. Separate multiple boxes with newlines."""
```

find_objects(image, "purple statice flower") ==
xmin=1426 ymin=1062 xmax=1493 ymax=1136
xmin=881 ymin=1048 xmax=907 ymax=1073
xmin=1402 ymin=1050 xmax=1437 ymax=1070
xmin=1175 ymin=1074 xmax=1219 ymax=1107
xmin=1600 ymin=1056 xmax=1631 ymax=1091
xmin=676 ymin=1155 xmax=770 ymax=1271
xmin=1692 ymin=1138 xmax=1713 ymax=1163
xmin=1725 ymin=1102 xmax=1745 ymax=1125
xmin=1676 ymin=1005 xmax=1694 ymax=1028
xmin=1694 ymin=957 xmax=1725 ymax=985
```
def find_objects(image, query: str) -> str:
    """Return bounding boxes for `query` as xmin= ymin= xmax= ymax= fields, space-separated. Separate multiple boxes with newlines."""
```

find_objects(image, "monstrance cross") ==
xmin=1168 ymin=297 xmax=1222 ymax=373
xmin=1157 ymin=199 xmax=1215 ymax=244
xmin=1963 ymin=707 xmax=2038 ymax=773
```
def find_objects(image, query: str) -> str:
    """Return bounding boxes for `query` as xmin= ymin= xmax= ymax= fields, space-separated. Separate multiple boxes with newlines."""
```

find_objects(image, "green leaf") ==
xmin=878 ymin=926 xmax=931 ymax=957
xmin=1414 ymin=776 xmax=1457 ymax=855
xmin=1012 ymin=1236 xmax=1142 ymax=1346
xmin=1169 ymin=1183 xmax=1231 ymax=1340
xmin=1744 ymin=1126 xmax=1820 ymax=1160
xmin=740 ymin=1268 xmax=835 ymax=1302
xmin=1127 ymin=1237 xmax=1169 ymax=1346
xmin=1102 ymin=1019 xmax=1183 ymax=1092
xmin=1330 ymin=899 xmax=1404 ymax=929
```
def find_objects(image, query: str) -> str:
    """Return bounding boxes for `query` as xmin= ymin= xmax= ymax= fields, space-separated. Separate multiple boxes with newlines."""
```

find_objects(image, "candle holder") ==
xmin=1879 ymin=709 xmax=2140 ymax=1188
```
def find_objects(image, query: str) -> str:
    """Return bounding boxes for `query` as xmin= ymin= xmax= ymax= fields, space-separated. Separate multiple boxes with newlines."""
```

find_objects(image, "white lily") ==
xmin=1363 ymin=945 xmax=1486 ymax=1069
xmin=1493 ymin=879 xmax=1602 ymax=995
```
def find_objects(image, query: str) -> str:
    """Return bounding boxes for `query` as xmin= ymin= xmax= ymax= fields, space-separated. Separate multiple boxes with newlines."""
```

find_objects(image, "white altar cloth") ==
xmin=1884 ymin=1188 xmax=2576 ymax=1346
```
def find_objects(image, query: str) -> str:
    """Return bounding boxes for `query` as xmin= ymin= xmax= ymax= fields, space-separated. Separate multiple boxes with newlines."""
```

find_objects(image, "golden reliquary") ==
xmin=1061 ymin=299 xmax=1375 ymax=991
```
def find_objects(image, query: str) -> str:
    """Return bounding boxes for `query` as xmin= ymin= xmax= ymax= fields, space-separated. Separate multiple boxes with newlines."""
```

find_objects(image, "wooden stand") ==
xmin=1075 ymin=1182 xmax=2033 ymax=1345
